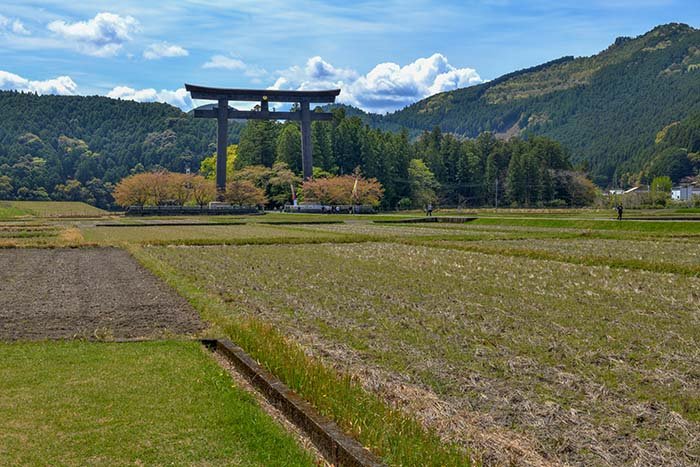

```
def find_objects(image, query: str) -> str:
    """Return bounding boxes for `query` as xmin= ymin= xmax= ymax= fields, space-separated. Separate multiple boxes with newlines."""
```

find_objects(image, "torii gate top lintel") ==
xmin=186 ymin=84 xmax=340 ymax=198
xmin=185 ymin=84 xmax=341 ymax=103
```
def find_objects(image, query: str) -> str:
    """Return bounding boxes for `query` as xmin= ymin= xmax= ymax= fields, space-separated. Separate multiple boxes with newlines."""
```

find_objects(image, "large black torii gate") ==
xmin=185 ymin=84 xmax=341 ymax=199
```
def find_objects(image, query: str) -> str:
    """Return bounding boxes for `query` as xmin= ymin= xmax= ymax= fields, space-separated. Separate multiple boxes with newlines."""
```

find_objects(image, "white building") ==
xmin=671 ymin=185 xmax=700 ymax=201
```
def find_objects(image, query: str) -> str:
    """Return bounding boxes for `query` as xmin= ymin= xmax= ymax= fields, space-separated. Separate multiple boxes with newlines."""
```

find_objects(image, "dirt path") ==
xmin=0 ymin=248 xmax=205 ymax=340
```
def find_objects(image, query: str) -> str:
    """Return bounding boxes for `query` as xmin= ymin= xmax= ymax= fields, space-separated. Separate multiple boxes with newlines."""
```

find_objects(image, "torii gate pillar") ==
xmin=186 ymin=84 xmax=341 ymax=198
xmin=216 ymin=98 xmax=228 ymax=199
xmin=300 ymin=100 xmax=313 ymax=180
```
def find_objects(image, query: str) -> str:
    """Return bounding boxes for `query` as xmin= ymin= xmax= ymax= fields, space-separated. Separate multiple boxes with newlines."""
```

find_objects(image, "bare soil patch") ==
xmin=0 ymin=248 xmax=205 ymax=340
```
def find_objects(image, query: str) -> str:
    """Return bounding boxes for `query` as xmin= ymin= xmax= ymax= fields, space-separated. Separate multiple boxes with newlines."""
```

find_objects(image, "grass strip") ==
xmin=0 ymin=203 xmax=30 ymax=220
xmin=473 ymin=217 xmax=700 ymax=234
xmin=0 ymin=340 xmax=314 ymax=466
xmin=418 ymin=240 xmax=700 ymax=276
xmin=130 ymin=244 xmax=471 ymax=466
xmin=7 ymin=201 xmax=108 ymax=217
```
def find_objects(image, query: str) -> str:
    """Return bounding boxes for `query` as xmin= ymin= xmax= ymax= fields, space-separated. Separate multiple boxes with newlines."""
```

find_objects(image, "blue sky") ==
xmin=0 ymin=1 xmax=699 ymax=113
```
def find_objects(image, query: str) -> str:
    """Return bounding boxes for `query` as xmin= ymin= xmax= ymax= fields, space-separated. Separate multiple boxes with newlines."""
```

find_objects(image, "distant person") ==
xmin=616 ymin=204 xmax=623 ymax=221
xmin=426 ymin=203 xmax=433 ymax=217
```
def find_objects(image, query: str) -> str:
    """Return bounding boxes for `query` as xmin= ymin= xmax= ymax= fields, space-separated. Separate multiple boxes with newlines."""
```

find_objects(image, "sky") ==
xmin=0 ymin=1 xmax=699 ymax=114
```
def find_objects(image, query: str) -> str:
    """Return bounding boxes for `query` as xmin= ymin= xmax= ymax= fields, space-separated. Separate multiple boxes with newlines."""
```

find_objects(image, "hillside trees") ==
xmin=634 ymin=112 xmax=700 ymax=183
xmin=0 ymin=91 xmax=244 ymax=207
xmin=276 ymin=124 xmax=302 ymax=173
xmin=0 ymin=175 xmax=13 ymax=199
xmin=199 ymin=144 xmax=238 ymax=181
xmin=375 ymin=24 xmax=700 ymax=185
xmin=236 ymin=120 xmax=278 ymax=168
xmin=408 ymin=159 xmax=440 ymax=208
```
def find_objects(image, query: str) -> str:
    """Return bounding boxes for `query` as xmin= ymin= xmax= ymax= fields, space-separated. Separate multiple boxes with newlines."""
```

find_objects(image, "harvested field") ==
xmin=140 ymin=242 xmax=700 ymax=466
xmin=81 ymin=223 xmax=343 ymax=244
xmin=0 ymin=248 xmax=205 ymax=340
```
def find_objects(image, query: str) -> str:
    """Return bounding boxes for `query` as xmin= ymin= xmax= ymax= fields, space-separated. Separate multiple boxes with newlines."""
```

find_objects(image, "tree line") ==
xmin=113 ymin=160 xmax=384 ymax=208
xmin=231 ymin=108 xmax=596 ymax=209
xmin=0 ymin=91 xmax=597 ymax=210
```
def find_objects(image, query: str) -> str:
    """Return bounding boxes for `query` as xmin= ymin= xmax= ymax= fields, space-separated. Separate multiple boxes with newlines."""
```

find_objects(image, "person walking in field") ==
xmin=616 ymin=204 xmax=624 ymax=221
xmin=426 ymin=203 xmax=433 ymax=217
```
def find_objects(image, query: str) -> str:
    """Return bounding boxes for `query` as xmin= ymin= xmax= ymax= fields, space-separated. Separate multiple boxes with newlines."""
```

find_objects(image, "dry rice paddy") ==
xmin=139 ymin=237 xmax=700 ymax=465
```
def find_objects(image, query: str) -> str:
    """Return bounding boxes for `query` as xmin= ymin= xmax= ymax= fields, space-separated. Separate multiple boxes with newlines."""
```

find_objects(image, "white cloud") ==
xmin=203 ymin=55 xmax=268 ymax=79
xmin=0 ymin=15 xmax=30 ymax=35
xmin=0 ymin=70 xmax=77 ymax=95
xmin=47 ymin=12 xmax=138 ymax=57
xmin=143 ymin=42 xmax=188 ymax=60
xmin=12 ymin=20 xmax=30 ymax=35
xmin=270 ymin=56 xmax=358 ymax=91
xmin=203 ymin=55 xmax=246 ymax=70
xmin=305 ymin=56 xmax=359 ymax=82
xmin=271 ymin=53 xmax=482 ymax=113
xmin=107 ymin=86 xmax=192 ymax=110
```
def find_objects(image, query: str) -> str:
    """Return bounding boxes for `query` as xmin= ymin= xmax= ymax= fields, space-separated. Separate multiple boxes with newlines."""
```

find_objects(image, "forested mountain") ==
xmin=0 ymin=92 xmax=243 ymax=204
xmin=631 ymin=111 xmax=700 ymax=184
xmin=378 ymin=23 xmax=700 ymax=186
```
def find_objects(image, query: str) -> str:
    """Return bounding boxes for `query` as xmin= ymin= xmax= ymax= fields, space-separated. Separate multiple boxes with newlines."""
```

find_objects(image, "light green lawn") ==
xmin=0 ymin=340 xmax=314 ymax=466
xmin=7 ymin=201 xmax=108 ymax=217
xmin=0 ymin=201 xmax=30 ymax=220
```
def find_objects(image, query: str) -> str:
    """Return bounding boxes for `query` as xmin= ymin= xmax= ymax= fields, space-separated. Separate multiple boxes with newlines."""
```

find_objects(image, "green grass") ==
xmin=135 ymin=242 xmax=700 ymax=465
xmin=0 ymin=201 xmax=30 ymax=220
xmin=6 ymin=201 xmax=108 ymax=218
xmin=0 ymin=340 xmax=314 ymax=466
xmin=437 ymin=207 xmax=700 ymax=219
xmin=472 ymin=216 xmax=700 ymax=234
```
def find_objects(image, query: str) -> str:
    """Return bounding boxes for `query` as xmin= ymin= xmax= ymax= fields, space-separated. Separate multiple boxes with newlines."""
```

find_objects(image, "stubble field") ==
xmin=138 ymin=239 xmax=700 ymax=465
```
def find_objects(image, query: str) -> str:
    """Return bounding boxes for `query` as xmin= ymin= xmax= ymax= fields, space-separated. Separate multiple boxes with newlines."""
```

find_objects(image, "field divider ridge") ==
xmin=201 ymin=338 xmax=385 ymax=467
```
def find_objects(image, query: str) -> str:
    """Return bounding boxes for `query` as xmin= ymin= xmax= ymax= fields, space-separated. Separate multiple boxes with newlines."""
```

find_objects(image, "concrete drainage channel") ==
xmin=202 ymin=339 xmax=385 ymax=467
xmin=375 ymin=216 xmax=477 ymax=224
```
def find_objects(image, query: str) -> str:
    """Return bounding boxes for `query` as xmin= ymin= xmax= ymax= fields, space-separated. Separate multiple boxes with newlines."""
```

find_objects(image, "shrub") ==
xmin=114 ymin=171 xmax=216 ymax=207
xmin=302 ymin=175 xmax=384 ymax=205
xmin=224 ymin=180 xmax=268 ymax=206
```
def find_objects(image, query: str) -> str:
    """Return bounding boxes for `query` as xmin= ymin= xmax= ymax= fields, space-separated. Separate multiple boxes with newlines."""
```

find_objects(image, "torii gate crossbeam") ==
xmin=186 ymin=84 xmax=341 ymax=199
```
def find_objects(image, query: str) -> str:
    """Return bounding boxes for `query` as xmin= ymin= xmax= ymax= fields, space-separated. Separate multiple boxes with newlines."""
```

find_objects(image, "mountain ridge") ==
xmin=374 ymin=22 xmax=700 ymax=185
